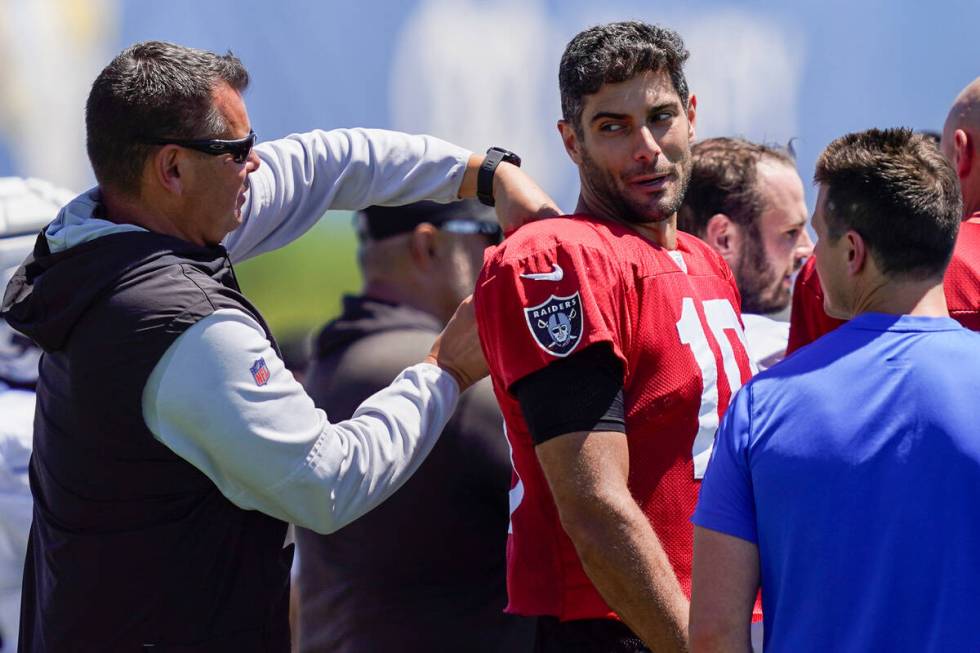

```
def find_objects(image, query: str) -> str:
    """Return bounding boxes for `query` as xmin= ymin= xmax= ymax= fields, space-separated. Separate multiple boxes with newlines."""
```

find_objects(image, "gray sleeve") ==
xmin=141 ymin=309 xmax=459 ymax=534
xmin=223 ymin=128 xmax=472 ymax=263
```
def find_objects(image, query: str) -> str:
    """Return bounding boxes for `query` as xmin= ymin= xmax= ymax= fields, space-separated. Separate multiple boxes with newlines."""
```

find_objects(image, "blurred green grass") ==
xmin=235 ymin=211 xmax=362 ymax=349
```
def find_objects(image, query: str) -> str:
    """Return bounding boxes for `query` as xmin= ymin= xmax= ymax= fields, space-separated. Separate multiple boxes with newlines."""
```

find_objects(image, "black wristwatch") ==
xmin=477 ymin=147 xmax=522 ymax=207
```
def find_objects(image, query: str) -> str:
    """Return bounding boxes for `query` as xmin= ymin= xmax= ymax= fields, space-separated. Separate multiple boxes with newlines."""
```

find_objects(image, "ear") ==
xmin=686 ymin=93 xmax=697 ymax=142
xmin=953 ymin=129 xmax=972 ymax=180
xmin=409 ymin=223 xmax=440 ymax=269
xmin=844 ymin=229 xmax=868 ymax=276
xmin=150 ymin=145 xmax=186 ymax=196
xmin=557 ymin=119 xmax=583 ymax=165
xmin=704 ymin=213 xmax=737 ymax=260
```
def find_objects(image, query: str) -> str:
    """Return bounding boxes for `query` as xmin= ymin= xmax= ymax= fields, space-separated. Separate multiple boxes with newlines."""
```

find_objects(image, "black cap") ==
xmin=356 ymin=200 xmax=498 ymax=241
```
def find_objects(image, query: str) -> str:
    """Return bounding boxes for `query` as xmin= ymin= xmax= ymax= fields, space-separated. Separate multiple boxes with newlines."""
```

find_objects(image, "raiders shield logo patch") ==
xmin=523 ymin=292 xmax=584 ymax=357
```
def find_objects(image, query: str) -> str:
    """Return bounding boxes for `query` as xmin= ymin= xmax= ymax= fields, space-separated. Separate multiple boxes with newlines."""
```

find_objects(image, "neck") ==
xmin=574 ymin=193 xmax=677 ymax=249
xmin=362 ymin=280 xmax=448 ymax=325
xmin=959 ymin=163 xmax=980 ymax=217
xmin=850 ymin=277 xmax=949 ymax=318
xmin=101 ymin=188 xmax=202 ymax=245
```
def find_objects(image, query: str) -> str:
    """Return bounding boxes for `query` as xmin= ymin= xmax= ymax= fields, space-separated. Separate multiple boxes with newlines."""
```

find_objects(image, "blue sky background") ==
xmin=1 ymin=0 xmax=978 ymax=213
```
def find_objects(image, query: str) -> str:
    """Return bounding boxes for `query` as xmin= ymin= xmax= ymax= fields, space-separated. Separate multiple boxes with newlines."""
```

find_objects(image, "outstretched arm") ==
xmin=227 ymin=129 xmax=558 ymax=262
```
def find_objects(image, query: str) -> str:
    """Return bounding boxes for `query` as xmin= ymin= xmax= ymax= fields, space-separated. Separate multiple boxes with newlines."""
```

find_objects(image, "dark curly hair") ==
xmin=559 ymin=21 xmax=690 ymax=134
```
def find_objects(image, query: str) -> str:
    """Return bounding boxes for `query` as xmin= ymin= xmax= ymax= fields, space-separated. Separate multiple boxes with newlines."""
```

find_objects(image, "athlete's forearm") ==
xmin=562 ymin=492 xmax=690 ymax=652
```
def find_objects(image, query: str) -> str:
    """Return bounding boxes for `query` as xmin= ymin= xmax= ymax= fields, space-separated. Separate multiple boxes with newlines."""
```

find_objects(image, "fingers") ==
xmin=425 ymin=296 xmax=488 ymax=391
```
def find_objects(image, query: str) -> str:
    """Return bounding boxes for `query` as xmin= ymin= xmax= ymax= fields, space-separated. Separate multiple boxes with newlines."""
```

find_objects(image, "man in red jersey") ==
xmin=787 ymin=78 xmax=980 ymax=352
xmin=474 ymin=22 xmax=754 ymax=652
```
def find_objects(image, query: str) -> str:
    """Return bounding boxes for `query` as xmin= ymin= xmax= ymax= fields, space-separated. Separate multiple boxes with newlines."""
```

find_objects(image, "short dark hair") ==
xmin=559 ymin=21 xmax=690 ymax=133
xmin=678 ymin=137 xmax=796 ymax=237
xmin=815 ymin=127 xmax=962 ymax=280
xmin=85 ymin=41 xmax=249 ymax=195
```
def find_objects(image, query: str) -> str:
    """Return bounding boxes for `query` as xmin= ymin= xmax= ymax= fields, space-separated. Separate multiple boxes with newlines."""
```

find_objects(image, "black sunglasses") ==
xmin=142 ymin=130 xmax=257 ymax=164
xmin=439 ymin=219 xmax=504 ymax=245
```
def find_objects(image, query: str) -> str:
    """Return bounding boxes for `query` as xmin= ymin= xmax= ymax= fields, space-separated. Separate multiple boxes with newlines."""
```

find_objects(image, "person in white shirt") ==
xmin=0 ymin=176 xmax=74 ymax=652
xmin=678 ymin=137 xmax=813 ymax=369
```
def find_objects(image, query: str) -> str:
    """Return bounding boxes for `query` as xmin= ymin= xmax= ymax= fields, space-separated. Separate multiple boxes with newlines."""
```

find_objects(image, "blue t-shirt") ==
xmin=693 ymin=313 xmax=980 ymax=652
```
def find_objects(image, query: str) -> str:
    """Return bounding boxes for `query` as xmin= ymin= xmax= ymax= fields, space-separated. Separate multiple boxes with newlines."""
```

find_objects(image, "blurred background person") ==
xmin=940 ymin=79 xmax=980 ymax=328
xmin=679 ymin=138 xmax=812 ymax=369
xmin=296 ymin=200 xmax=534 ymax=653
xmin=787 ymin=83 xmax=980 ymax=353
xmin=0 ymin=177 xmax=73 ymax=653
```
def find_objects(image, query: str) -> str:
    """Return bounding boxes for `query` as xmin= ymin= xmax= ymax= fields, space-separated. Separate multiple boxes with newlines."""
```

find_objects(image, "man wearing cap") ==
xmin=295 ymin=200 xmax=533 ymax=653
xmin=1 ymin=41 xmax=555 ymax=651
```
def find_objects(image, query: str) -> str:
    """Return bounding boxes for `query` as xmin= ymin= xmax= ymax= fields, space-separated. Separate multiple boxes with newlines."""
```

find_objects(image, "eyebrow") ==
xmin=590 ymin=111 xmax=629 ymax=124
xmin=648 ymin=102 xmax=678 ymax=114
xmin=588 ymin=102 xmax=679 ymax=125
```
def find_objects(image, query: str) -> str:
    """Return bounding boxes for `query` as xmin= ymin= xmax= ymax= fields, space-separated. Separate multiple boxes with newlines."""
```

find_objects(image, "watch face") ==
xmin=489 ymin=147 xmax=521 ymax=167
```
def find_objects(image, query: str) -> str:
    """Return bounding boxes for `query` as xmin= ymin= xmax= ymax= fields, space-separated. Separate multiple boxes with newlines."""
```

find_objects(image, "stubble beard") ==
xmin=734 ymin=232 xmax=790 ymax=315
xmin=578 ymin=147 xmax=692 ymax=225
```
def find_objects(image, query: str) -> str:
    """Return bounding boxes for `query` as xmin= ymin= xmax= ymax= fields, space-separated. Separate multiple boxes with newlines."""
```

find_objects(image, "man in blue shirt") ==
xmin=689 ymin=128 xmax=980 ymax=652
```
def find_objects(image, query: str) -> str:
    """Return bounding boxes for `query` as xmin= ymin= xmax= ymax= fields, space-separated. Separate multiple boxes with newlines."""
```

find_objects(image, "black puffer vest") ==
xmin=3 ymin=230 xmax=291 ymax=652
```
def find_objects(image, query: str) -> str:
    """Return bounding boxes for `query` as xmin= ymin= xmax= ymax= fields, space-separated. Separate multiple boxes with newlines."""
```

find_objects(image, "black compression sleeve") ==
xmin=510 ymin=343 xmax=625 ymax=445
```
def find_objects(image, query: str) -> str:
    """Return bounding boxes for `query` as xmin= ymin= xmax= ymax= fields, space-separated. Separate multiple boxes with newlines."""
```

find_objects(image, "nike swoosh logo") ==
xmin=520 ymin=263 xmax=564 ymax=282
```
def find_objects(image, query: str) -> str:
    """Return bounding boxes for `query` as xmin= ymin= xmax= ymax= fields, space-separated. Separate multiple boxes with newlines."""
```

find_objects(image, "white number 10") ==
xmin=676 ymin=297 xmax=754 ymax=479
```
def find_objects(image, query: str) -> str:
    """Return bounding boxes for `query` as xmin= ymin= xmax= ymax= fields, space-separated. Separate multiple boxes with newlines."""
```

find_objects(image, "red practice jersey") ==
xmin=474 ymin=215 xmax=755 ymax=621
xmin=787 ymin=215 xmax=980 ymax=353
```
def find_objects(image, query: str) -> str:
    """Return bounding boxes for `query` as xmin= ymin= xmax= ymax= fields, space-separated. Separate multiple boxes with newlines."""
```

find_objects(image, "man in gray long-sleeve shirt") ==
xmin=1 ymin=40 xmax=556 ymax=651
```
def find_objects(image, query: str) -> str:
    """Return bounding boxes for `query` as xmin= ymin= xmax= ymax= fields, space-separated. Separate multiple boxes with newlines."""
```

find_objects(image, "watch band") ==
xmin=477 ymin=147 xmax=522 ymax=207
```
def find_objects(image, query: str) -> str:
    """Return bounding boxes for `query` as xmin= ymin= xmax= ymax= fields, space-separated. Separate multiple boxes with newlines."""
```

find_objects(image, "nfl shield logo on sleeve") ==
xmin=250 ymin=358 xmax=271 ymax=386
xmin=523 ymin=292 xmax=584 ymax=357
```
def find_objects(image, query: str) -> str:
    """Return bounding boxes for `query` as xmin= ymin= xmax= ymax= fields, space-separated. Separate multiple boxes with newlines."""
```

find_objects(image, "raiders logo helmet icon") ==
xmin=523 ymin=291 xmax=584 ymax=357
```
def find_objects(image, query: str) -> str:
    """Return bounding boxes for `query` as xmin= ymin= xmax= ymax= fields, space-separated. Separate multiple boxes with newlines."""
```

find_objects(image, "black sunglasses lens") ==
xmin=233 ymin=134 xmax=256 ymax=163
xmin=142 ymin=130 xmax=256 ymax=163
xmin=483 ymin=224 xmax=503 ymax=244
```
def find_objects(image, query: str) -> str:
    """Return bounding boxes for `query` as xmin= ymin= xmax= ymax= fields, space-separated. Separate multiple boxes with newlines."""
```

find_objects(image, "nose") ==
xmin=634 ymin=125 xmax=662 ymax=162
xmin=245 ymin=147 xmax=261 ymax=173
xmin=795 ymin=228 xmax=814 ymax=265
